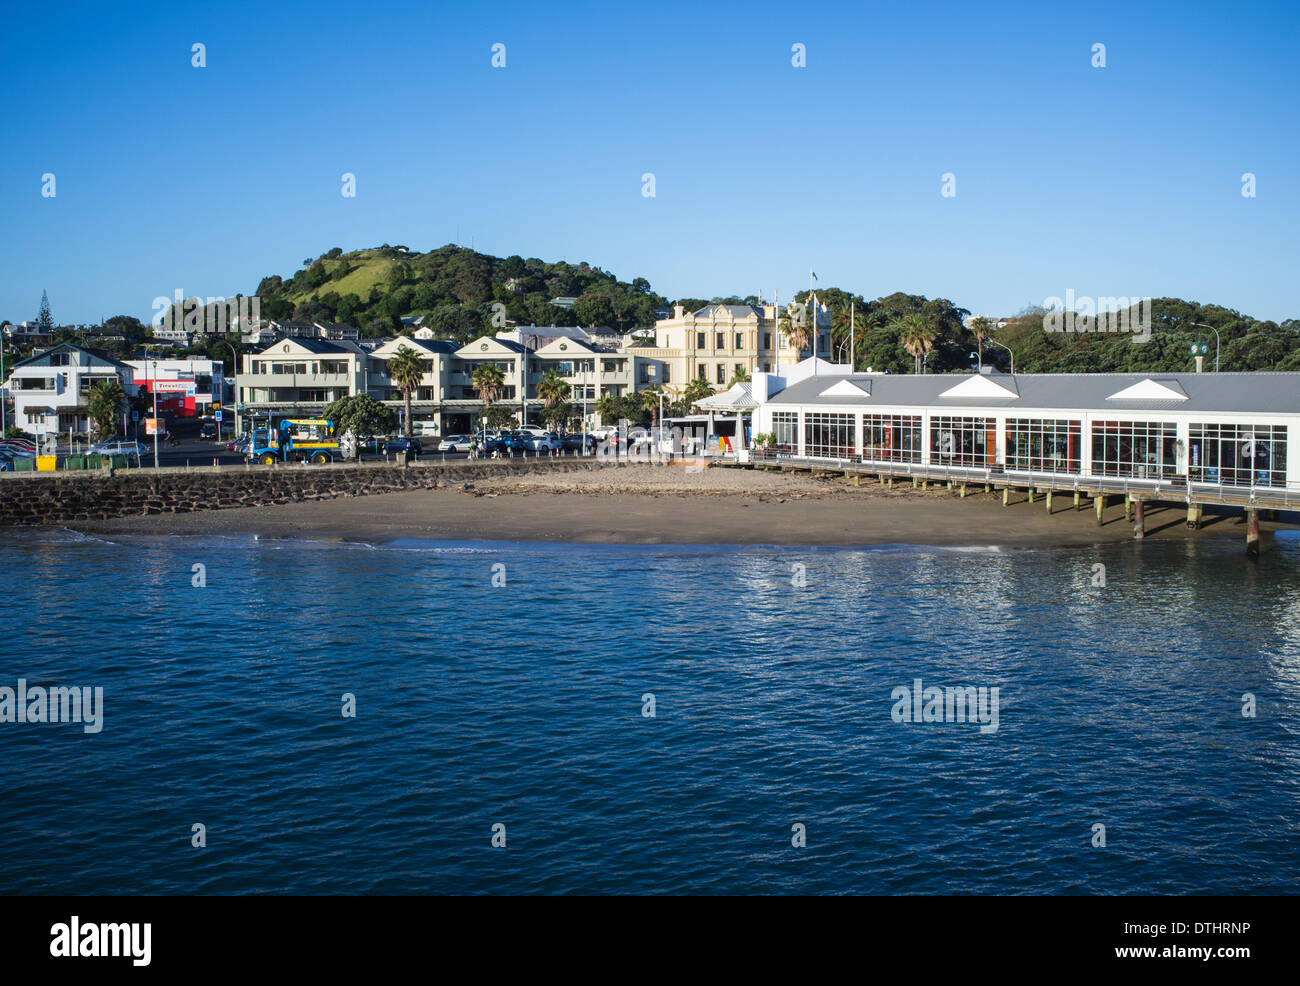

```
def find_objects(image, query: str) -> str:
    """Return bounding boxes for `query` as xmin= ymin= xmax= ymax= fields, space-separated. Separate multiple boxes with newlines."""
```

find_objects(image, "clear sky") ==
xmin=2 ymin=0 xmax=1297 ymax=325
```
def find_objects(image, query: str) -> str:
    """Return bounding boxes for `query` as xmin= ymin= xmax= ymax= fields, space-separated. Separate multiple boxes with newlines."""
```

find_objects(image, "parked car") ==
xmin=384 ymin=437 xmax=422 ymax=457
xmin=515 ymin=425 xmax=551 ymax=439
xmin=437 ymin=434 xmax=471 ymax=452
xmin=90 ymin=439 xmax=149 ymax=460
xmin=561 ymin=432 xmax=597 ymax=453
xmin=200 ymin=420 xmax=219 ymax=440
xmin=516 ymin=431 xmax=561 ymax=452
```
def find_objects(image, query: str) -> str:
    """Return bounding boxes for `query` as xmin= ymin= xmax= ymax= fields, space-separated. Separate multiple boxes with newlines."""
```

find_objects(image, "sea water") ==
xmin=1 ymin=528 xmax=1298 ymax=894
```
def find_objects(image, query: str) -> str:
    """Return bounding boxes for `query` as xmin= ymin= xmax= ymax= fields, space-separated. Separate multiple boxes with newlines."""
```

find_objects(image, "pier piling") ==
xmin=1095 ymin=494 xmax=1105 ymax=526
xmin=1002 ymin=486 xmax=1009 ymax=507
xmin=1045 ymin=490 xmax=1053 ymax=514
xmin=1186 ymin=503 xmax=1202 ymax=530
xmin=1132 ymin=499 xmax=1145 ymax=539
xmin=1124 ymin=496 xmax=1132 ymax=522
xmin=1246 ymin=508 xmax=1260 ymax=557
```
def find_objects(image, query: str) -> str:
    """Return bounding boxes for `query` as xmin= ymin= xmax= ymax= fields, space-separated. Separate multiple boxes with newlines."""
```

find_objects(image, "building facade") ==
xmin=643 ymin=303 xmax=828 ymax=398
xmin=2 ymin=343 xmax=138 ymax=440
xmin=750 ymin=363 xmax=1300 ymax=492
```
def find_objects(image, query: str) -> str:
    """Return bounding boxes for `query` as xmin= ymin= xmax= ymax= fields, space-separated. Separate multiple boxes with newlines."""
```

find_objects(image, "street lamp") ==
xmin=0 ymin=339 xmax=8 ymax=435
xmin=1188 ymin=322 xmax=1221 ymax=373
xmin=985 ymin=337 xmax=1015 ymax=375
xmin=218 ymin=338 xmax=239 ymax=441
xmin=148 ymin=352 xmax=159 ymax=469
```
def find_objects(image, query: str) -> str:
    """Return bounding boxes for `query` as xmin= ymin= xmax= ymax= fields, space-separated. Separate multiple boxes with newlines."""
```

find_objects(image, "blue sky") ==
xmin=2 ymin=0 xmax=1297 ymax=325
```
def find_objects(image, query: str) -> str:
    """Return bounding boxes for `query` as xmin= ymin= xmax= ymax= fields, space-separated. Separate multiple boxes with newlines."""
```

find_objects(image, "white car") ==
xmin=437 ymin=434 xmax=472 ymax=452
xmin=91 ymin=440 xmax=148 ymax=459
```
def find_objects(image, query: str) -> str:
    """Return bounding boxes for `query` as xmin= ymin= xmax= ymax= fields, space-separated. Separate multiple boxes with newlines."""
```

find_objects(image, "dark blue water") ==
xmin=2 ymin=527 xmax=1298 ymax=895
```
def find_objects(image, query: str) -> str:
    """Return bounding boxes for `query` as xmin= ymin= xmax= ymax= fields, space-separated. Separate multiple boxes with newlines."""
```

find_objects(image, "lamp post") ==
xmin=218 ymin=339 xmax=239 ymax=441
xmin=985 ymin=338 xmax=1015 ymax=375
xmin=1188 ymin=322 xmax=1221 ymax=373
xmin=149 ymin=352 xmax=159 ymax=469
xmin=0 ymin=340 xmax=7 ymax=435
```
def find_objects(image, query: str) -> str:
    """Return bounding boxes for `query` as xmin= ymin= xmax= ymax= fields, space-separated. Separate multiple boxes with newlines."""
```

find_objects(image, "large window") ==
xmin=805 ymin=412 xmax=855 ymax=458
xmin=930 ymin=416 xmax=995 ymax=467
xmin=863 ymin=414 xmax=922 ymax=463
xmin=1006 ymin=418 xmax=1081 ymax=472
xmin=716 ymin=332 xmax=725 ymax=350
xmin=1189 ymin=422 xmax=1288 ymax=488
xmin=1091 ymin=420 xmax=1177 ymax=478
xmin=772 ymin=412 xmax=798 ymax=450
xmin=716 ymin=364 xmax=725 ymax=384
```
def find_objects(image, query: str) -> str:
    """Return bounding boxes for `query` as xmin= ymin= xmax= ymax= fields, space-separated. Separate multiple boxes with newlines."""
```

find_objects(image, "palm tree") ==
xmin=594 ymin=393 xmax=618 ymax=426
xmin=472 ymin=362 xmax=506 ymax=436
xmin=638 ymin=387 xmax=663 ymax=427
xmin=727 ymin=366 xmax=751 ymax=387
xmin=831 ymin=305 xmax=854 ymax=364
xmin=682 ymin=376 xmax=715 ymax=409
xmin=779 ymin=302 xmax=811 ymax=360
xmin=970 ymin=316 xmax=991 ymax=369
xmin=899 ymin=313 xmax=936 ymax=374
xmin=86 ymin=380 xmax=126 ymax=441
xmin=387 ymin=345 xmax=425 ymax=438
xmin=536 ymin=369 xmax=571 ymax=417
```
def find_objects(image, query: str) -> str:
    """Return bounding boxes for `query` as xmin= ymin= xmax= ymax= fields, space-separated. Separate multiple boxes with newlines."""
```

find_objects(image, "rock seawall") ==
xmin=0 ymin=459 xmax=616 ymax=525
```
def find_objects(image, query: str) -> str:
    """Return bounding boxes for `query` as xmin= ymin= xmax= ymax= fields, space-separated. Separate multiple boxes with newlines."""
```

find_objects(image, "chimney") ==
xmin=1195 ymin=355 xmax=1204 ymax=373
xmin=673 ymin=304 xmax=684 ymax=319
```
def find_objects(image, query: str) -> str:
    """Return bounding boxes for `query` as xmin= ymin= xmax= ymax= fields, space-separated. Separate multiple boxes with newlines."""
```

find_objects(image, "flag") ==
xmin=810 ymin=269 xmax=818 ymax=281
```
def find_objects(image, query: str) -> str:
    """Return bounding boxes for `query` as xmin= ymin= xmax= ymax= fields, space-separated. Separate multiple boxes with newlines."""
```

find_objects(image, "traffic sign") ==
xmin=131 ymin=410 xmax=139 ymax=421
xmin=214 ymin=411 xmax=223 ymax=421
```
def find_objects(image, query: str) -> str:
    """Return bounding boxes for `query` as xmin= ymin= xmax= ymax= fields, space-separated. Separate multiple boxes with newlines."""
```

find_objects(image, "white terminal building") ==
xmin=740 ymin=359 xmax=1299 ymax=497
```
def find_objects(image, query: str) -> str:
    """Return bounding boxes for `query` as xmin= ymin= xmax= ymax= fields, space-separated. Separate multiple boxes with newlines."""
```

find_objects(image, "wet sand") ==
xmin=74 ymin=464 xmax=1273 ymax=548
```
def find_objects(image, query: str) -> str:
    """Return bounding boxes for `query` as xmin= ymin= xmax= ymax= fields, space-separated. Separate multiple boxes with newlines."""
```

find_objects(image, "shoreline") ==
xmin=64 ymin=465 xmax=1284 ymax=549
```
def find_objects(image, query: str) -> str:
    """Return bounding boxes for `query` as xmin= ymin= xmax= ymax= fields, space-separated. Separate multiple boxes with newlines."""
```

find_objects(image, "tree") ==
xmin=323 ymin=393 xmax=395 ymax=449
xmin=594 ymin=394 xmax=618 ymax=425
xmin=638 ymin=387 xmax=664 ymax=427
xmin=35 ymin=290 xmax=54 ymax=334
xmin=970 ymin=316 xmax=991 ymax=368
xmin=85 ymin=380 xmax=125 ymax=440
xmin=386 ymin=345 xmax=425 ymax=438
xmin=543 ymin=400 xmax=575 ymax=431
xmin=536 ymin=369 xmax=571 ymax=413
xmin=727 ymin=366 xmax=751 ymax=387
xmin=485 ymin=404 xmax=516 ymax=431
xmin=472 ymin=363 xmax=506 ymax=435
xmin=779 ymin=302 xmax=810 ymax=359
xmin=899 ymin=313 xmax=936 ymax=374
xmin=682 ymin=376 xmax=715 ymax=409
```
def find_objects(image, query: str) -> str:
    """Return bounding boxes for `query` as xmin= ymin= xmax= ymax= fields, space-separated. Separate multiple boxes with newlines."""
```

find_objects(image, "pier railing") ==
xmin=745 ymin=450 xmax=1299 ymax=508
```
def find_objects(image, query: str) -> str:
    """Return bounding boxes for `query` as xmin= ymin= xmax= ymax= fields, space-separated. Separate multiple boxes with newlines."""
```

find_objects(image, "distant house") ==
xmin=4 ymin=321 xmax=55 ymax=346
xmin=550 ymin=297 xmax=579 ymax=310
xmin=312 ymin=321 xmax=360 ymax=341
xmin=2 ymin=343 xmax=139 ymax=440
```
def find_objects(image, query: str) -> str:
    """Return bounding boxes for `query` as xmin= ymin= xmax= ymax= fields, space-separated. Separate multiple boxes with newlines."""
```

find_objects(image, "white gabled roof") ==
xmin=938 ymin=374 xmax=1020 ymax=400
xmin=1106 ymin=378 xmax=1188 ymax=401
xmin=818 ymin=378 xmax=872 ymax=399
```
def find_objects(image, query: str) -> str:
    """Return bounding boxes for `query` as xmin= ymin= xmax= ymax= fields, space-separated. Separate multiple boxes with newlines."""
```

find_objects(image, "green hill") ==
xmin=253 ymin=244 xmax=669 ymax=341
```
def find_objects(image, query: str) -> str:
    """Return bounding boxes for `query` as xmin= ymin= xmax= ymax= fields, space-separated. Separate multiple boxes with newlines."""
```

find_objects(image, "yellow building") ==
xmin=639 ymin=303 xmax=830 ymax=398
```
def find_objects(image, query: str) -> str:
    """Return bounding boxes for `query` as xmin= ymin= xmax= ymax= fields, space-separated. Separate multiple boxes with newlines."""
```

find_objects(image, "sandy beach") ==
xmin=72 ymin=463 xmax=1280 ymax=548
